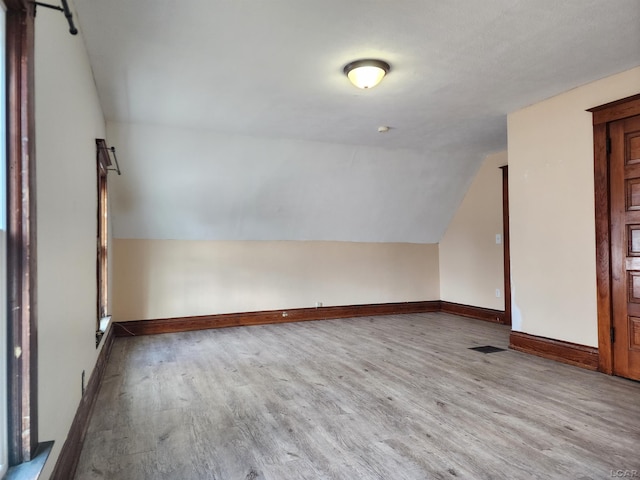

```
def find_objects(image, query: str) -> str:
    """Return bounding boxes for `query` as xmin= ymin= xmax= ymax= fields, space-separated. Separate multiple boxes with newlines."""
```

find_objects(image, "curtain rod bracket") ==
xmin=98 ymin=146 xmax=122 ymax=175
xmin=32 ymin=0 xmax=78 ymax=35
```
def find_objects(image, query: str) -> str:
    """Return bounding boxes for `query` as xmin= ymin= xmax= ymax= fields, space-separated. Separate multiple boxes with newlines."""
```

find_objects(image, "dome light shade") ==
xmin=343 ymin=59 xmax=390 ymax=89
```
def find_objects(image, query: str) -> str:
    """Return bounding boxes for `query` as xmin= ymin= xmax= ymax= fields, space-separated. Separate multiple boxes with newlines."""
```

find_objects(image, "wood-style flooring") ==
xmin=74 ymin=313 xmax=640 ymax=479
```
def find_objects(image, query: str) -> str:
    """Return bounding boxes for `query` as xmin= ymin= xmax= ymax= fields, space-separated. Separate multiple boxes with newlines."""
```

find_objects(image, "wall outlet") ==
xmin=316 ymin=302 xmax=323 ymax=308
xmin=495 ymin=288 xmax=501 ymax=298
xmin=282 ymin=311 xmax=288 ymax=317
xmin=496 ymin=234 xmax=502 ymax=244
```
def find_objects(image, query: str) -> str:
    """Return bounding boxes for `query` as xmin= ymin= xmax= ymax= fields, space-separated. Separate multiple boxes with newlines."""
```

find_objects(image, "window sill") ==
xmin=4 ymin=441 xmax=53 ymax=480
xmin=96 ymin=315 xmax=112 ymax=348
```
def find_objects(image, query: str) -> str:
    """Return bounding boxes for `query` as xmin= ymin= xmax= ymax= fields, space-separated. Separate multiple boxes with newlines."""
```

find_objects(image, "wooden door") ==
xmin=610 ymin=114 xmax=640 ymax=380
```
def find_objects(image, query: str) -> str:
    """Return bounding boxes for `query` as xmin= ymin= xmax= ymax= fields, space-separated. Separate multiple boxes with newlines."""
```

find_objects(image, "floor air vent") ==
xmin=469 ymin=345 xmax=506 ymax=354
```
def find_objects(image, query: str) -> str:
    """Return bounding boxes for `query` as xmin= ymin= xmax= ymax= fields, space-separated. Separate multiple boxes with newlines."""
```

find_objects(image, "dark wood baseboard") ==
xmin=509 ymin=331 xmax=599 ymax=371
xmin=114 ymin=303 xmax=601 ymax=372
xmin=113 ymin=301 xmax=513 ymax=337
xmin=440 ymin=301 xmax=506 ymax=324
xmin=49 ymin=326 xmax=115 ymax=480
xmin=113 ymin=301 xmax=442 ymax=336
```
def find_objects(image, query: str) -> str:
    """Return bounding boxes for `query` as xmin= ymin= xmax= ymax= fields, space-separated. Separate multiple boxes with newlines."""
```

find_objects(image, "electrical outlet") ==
xmin=496 ymin=234 xmax=502 ymax=244
xmin=282 ymin=311 xmax=288 ymax=317
xmin=316 ymin=302 xmax=323 ymax=308
xmin=495 ymin=288 xmax=501 ymax=298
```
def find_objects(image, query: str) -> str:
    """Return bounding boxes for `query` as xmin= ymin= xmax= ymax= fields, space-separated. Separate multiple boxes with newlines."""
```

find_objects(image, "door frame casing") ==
xmin=500 ymin=165 xmax=511 ymax=326
xmin=589 ymin=93 xmax=640 ymax=375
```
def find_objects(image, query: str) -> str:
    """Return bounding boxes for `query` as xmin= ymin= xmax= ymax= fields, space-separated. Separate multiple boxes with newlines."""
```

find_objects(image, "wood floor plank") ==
xmin=74 ymin=313 xmax=640 ymax=479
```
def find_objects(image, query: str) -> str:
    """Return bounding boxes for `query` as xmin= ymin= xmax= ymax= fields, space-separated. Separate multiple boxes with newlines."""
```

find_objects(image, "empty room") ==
xmin=1 ymin=0 xmax=640 ymax=479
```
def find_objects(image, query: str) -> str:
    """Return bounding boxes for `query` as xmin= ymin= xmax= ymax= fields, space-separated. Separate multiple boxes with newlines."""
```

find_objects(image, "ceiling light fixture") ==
xmin=343 ymin=59 xmax=390 ymax=89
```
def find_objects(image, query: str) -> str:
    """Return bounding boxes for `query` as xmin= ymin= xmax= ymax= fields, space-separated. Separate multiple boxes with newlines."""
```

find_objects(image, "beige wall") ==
xmin=35 ymin=4 xmax=108 ymax=478
xmin=113 ymin=240 xmax=440 ymax=321
xmin=508 ymin=66 xmax=640 ymax=347
xmin=439 ymin=151 xmax=507 ymax=310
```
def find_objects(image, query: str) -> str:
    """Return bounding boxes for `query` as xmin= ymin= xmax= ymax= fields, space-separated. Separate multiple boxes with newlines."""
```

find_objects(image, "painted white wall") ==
xmin=34 ymin=3 xmax=107 ymax=478
xmin=439 ymin=151 xmax=506 ymax=310
xmin=112 ymin=240 xmax=440 ymax=321
xmin=106 ymin=121 xmax=478 ymax=244
xmin=508 ymin=66 xmax=640 ymax=347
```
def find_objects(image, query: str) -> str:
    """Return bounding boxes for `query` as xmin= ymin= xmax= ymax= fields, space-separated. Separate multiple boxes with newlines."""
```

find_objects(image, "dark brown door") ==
xmin=610 ymin=114 xmax=640 ymax=380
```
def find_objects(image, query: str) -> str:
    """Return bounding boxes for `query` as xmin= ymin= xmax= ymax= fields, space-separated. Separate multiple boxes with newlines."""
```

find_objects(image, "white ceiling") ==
xmin=71 ymin=0 xmax=640 ymax=243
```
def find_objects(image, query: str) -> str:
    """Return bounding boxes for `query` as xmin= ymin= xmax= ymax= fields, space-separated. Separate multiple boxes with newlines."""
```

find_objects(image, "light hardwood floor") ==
xmin=74 ymin=313 xmax=640 ymax=480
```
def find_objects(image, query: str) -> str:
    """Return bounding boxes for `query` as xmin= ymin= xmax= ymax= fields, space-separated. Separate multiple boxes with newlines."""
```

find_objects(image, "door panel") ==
xmin=630 ymin=317 xmax=640 ymax=351
xmin=627 ymin=225 xmax=640 ymax=255
xmin=610 ymin=114 xmax=640 ymax=380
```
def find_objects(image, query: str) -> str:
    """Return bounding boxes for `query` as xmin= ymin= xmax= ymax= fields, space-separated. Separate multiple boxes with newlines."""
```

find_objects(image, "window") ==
xmin=0 ymin=2 xmax=7 ymax=475
xmin=96 ymin=139 xmax=112 ymax=346
xmin=5 ymin=0 xmax=51 ymax=472
xmin=97 ymin=139 xmax=109 ymax=320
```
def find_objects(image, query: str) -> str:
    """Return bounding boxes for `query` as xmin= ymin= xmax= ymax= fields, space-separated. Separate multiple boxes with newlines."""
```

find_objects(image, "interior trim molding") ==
xmin=113 ymin=300 xmax=513 ymax=337
xmin=6 ymin=0 xmax=39 ymax=464
xmin=509 ymin=331 xmax=599 ymax=371
xmin=113 ymin=302 xmax=603 ymax=371
xmin=500 ymin=165 xmax=512 ymax=326
xmin=440 ymin=301 xmax=506 ymax=324
xmin=6 ymin=441 xmax=53 ymax=480
xmin=589 ymin=92 xmax=640 ymax=126
xmin=589 ymin=92 xmax=640 ymax=375
xmin=113 ymin=301 xmax=442 ymax=336
xmin=49 ymin=326 xmax=116 ymax=480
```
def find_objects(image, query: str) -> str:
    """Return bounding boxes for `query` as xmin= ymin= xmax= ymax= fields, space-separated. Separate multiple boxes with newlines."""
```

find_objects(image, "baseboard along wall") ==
xmin=54 ymin=300 xmax=601 ymax=480
xmin=49 ymin=326 xmax=116 ymax=480
xmin=113 ymin=301 xmax=600 ymax=372
xmin=509 ymin=331 xmax=599 ymax=371
xmin=110 ymin=301 xmax=520 ymax=337
xmin=113 ymin=301 xmax=507 ymax=337
xmin=113 ymin=301 xmax=443 ymax=336
xmin=439 ymin=301 xmax=505 ymax=324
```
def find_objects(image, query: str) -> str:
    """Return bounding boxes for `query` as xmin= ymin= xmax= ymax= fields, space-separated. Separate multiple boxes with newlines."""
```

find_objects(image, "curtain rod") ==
xmin=98 ymin=145 xmax=122 ymax=175
xmin=33 ymin=0 xmax=78 ymax=35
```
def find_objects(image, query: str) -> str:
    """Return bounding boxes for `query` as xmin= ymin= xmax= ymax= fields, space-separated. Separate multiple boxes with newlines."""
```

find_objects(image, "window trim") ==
xmin=0 ymin=2 xmax=7 ymax=476
xmin=5 ymin=0 xmax=39 ymax=467
xmin=95 ymin=139 xmax=111 ymax=348
xmin=96 ymin=139 xmax=109 ymax=326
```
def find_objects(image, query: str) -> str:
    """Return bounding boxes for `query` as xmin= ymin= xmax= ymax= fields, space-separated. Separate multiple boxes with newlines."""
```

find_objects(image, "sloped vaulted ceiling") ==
xmin=71 ymin=0 xmax=640 ymax=243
